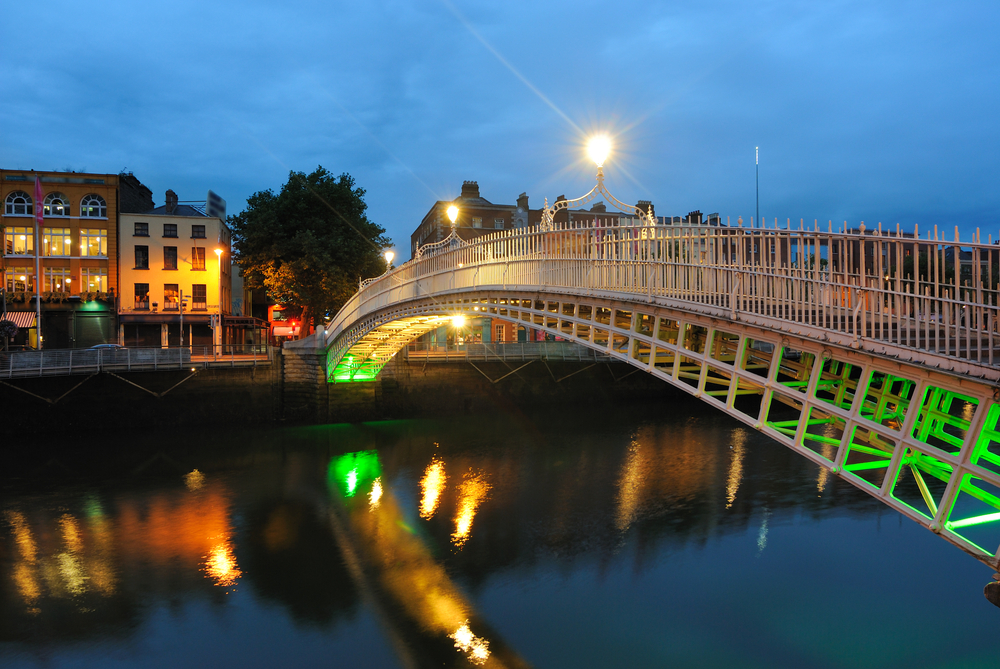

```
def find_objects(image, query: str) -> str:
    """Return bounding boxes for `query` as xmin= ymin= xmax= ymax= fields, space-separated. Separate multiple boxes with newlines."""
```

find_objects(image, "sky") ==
xmin=3 ymin=0 xmax=999 ymax=257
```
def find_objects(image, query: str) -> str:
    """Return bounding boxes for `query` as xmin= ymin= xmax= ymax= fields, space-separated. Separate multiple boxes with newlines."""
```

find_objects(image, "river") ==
xmin=1 ymin=392 xmax=996 ymax=668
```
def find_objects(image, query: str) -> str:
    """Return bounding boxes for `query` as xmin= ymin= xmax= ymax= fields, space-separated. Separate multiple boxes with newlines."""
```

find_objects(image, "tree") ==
xmin=0 ymin=319 xmax=17 ymax=352
xmin=230 ymin=167 xmax=390 ymax=329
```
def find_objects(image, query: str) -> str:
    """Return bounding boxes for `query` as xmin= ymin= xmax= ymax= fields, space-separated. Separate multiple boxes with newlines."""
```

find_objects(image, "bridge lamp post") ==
xmin=215 ymin=248 xmax=223 ymax=358
xmin=447 ymin=205 xmax=459 ymax=230
xmin=384 ymin=250 xmax=395 ymax=268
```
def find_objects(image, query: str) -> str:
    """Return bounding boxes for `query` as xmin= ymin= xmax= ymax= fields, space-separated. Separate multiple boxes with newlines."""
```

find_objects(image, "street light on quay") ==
xmin=447 ymin=205 xmax=459 ymax=228
xmin=215 ymin=248 xmax=223 ymax=359
xmin=384 ymin=250 xmax=394 ymax=267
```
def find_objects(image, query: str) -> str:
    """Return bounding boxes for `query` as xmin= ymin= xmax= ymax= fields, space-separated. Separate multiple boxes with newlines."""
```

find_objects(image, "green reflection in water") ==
xmin=329 ymin=450 xmax=382 ymax=498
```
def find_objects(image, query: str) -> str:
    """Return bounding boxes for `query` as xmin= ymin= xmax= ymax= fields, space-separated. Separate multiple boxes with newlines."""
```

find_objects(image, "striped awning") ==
xmin=1 ymin=311 xmax=36 ymax=328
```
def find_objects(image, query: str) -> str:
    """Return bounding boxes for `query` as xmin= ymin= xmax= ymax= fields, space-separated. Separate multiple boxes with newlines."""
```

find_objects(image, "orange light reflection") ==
xmin=419 ymin=458 xmax=447 ymax=519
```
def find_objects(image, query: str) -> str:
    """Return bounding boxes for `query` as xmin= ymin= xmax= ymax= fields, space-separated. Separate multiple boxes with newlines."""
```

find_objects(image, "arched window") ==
xmin=4 ymin=191 xmax=33 ymax=215
xmin=80 ymin=193 xmax=107 ymax=218
xmin=43 ymin=192 xmax=70 ymax=217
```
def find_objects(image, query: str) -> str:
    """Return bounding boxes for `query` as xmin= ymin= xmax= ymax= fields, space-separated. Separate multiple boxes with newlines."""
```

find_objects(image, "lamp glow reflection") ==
xmin=452 ymin=471 xmax=491 ymax=548
xmin=588 ymin=135 xmax=611 ymax=167
xmin=419 ymin=458 xmax=446 ymax=519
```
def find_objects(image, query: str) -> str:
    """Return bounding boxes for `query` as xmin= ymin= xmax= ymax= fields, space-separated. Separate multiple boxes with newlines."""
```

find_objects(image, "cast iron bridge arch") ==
xmin=311 ymin=220 xmax=1000 ymax=569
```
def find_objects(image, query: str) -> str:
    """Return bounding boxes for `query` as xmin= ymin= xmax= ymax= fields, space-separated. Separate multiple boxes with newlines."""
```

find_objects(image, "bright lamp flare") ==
xmin=447 ymin=205 xmax=459 ymax=224
xmin=384 ymin=250 xmax=394 ymax=265
xmin=451 ymin=315 xmax=466 ymax=328
xmin=588 ymin=135 xmax=611 ymax=167
xmin=214 ymin=248 xmax=223 ymax=257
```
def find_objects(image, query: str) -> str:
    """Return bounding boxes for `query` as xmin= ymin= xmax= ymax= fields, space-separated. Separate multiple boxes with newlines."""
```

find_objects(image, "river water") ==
xmin=1 ymin=393 xmax=996 ymax=668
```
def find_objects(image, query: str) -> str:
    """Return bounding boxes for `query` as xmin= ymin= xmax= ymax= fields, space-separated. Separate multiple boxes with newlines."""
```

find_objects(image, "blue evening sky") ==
xmin=3 ymin=0 xmax=998 ymax=257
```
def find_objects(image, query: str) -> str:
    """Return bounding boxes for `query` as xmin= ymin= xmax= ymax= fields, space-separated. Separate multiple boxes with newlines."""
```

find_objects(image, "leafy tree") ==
xmin=0 ymin=319 xmax=17 ymax=351
xmin=230 ymin=167 xmax=390 ymax=328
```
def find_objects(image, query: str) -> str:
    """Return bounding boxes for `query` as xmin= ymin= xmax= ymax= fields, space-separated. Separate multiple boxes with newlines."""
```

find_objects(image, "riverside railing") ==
xmin=0 ymin=345 xmax=272 ymax=379
xmin=327 ymin=220 xmax=1000 ymax=377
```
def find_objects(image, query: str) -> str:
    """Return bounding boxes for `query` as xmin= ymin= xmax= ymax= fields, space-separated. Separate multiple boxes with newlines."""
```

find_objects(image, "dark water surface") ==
xmin=1 ymin=395 xmax=997 ymax=668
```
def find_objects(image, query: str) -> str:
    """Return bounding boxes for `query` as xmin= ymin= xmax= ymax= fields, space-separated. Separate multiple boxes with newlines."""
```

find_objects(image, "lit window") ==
xmin=164 ymin=284 xmax=179 ymax=310
xmin=80 ymin=194 xmax=107 ymax=217
xmin=4 ymin=227 xmax=33 ymax=255
xmin=4 ymin=191 xmax=32 ymax=215
xmin=164 ymin=246 xmax=178 ymax=270
xmin=43 ymin=227 xmax=71 ymax=256
xmin=43 ymin=192 xmax=70 ymax=217
xmin=81 ymin=267 xmax=107 ymax=292
xmin=192 ymin=247 xmax=206 ymax=270
xmin=80 ymin=229 xmax=107 ymax=256
xmin=44 ymin=267 xmax=71 ymax=292
xmin=4 ymin=268 xmax=34 ymax=292
xmin=134 ymin=283 xmax=149 ymax=310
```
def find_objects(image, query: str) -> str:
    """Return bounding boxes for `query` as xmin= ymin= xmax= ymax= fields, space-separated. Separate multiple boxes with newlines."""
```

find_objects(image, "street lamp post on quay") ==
xmin=215 ymin=247 xmax=223 ymax=360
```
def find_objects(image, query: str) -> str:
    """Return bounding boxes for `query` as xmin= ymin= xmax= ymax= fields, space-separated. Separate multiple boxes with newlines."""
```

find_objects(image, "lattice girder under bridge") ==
xmin=313 ymin=222 xmax=1000 ymax=568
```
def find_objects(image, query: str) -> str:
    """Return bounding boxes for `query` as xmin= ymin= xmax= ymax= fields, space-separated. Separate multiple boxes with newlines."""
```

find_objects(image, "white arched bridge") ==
xmin=313 ymin=215 xmax=1000 ymax=569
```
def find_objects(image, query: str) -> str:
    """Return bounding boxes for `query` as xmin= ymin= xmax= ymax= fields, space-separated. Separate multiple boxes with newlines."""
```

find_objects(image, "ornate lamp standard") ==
xmin=215 ymin=247 xmax=223 ymax=358
xmin=541 ymin=136 xmax=656 ymax=230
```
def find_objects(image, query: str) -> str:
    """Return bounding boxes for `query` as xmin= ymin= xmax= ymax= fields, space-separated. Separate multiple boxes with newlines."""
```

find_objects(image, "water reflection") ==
xmin=419 ymin=457 xmax=447 ymax=519
xmin=726 ymin=428 xmax=747 ymax=508
xmin=453 ymin=471 xmax=491 ymax=548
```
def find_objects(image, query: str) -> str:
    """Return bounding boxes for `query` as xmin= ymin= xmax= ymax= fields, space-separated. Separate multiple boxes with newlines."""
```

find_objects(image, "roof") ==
xmin=141 ymin=204 xmax=207 ymax=217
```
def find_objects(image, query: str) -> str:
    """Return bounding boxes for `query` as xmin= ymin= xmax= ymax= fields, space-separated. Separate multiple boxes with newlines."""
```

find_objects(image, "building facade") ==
xmin=118 ymin=190 xmax=232 ymax=350
xmin=1 ymin=169 xmax=152 ymax=348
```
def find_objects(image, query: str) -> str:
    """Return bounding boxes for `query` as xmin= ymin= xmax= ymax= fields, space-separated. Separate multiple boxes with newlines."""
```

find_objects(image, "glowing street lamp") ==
xmin=587 ymin=135 xmax=611 ymax=167
xmin=384 ymin=250 xmax=394 ymax=266
xmin=447 ymin=205 xmax=459 ymax=228
xmin=215 ymin=248 xmax=224 ymax=357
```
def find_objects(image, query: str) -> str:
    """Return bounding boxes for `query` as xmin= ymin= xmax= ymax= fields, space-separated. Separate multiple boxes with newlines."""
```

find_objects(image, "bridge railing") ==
xmin=0 ymin=345 xmax=273 ymax=378
xmin=327 ymin=221 xmax=1000 ymax=372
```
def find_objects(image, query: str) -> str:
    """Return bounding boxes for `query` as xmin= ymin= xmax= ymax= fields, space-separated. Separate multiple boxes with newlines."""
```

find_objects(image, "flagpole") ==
xmin=33 ymin=174 xmax=43 ymax=350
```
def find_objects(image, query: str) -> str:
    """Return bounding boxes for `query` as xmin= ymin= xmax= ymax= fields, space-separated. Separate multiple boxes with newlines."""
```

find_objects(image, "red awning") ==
xmin=2 ymin=311 xmax=36 ymax=328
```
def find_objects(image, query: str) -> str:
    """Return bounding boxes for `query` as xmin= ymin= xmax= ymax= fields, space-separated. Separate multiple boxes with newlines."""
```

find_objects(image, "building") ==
xmin=1 ymin=169 xmax=152 ymax=348
xmin=118 ymin=190 xmax=233 ymax=350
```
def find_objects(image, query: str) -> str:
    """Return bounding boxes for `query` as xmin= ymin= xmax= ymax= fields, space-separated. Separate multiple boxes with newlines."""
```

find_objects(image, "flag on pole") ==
xmin=34 ymin=176 xmax=44 ymax=225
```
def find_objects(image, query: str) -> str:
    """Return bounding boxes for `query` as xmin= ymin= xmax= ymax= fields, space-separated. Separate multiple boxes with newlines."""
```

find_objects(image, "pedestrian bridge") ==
xmin=311 ymin=220 xmax=1000 ymax=569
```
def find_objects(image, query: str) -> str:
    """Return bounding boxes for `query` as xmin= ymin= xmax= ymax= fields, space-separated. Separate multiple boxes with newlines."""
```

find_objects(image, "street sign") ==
xmin=206 ymin=190 xmax=226 ymax=220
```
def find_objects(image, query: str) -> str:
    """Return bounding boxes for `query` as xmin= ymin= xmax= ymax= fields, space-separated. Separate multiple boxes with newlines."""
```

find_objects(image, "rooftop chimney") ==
xmin=637 ymin=200 xmax=655 ymax=218
xmin=165 ymin=189 xmax=178 ymax=214
xmin=460 ymin=181 xmax=480 ymax=199
xmin=516 ymin=192 xmax=529 ymax=211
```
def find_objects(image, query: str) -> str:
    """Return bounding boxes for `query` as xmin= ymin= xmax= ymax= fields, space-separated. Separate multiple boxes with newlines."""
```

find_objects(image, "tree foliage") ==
xmin=230 ymin=167 xmax=390 ymax=327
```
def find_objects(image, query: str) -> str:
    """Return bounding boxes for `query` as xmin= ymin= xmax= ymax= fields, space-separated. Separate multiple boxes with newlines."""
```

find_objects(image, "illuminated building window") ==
xmin=43 ymin=227 xmax=71 ymax=256
xmin=81 ymin=267 xmax=107 ymax=292
xmin=80 ymin=193 xmax=107 ymax=218
xmin=44 ymin=266 xmax=71 ymax=292
xmin=4 ymin=190 xmax=32 ymax=215
xmin=163 ymin=223 xmax=178 ymax=238
xmin=192 ymin=247 xmax=206 ymax=270
xmin=191 ymin=224 xmax=206 ymax=239
xmin=135 ymin=245 xmax=149 ymax=269
xmin=134 ymin=222 xmax=149 ymax=236
xmin=43 ymin=192 xmax=70 ymax=217
xmin=192 ymin=284 xmax=207 ymax=310
xmin=4 ymin=227 xmax=33 ymax=255
xmin=134 ymin=283 xmax=149 ymax=310
xmin=4 ymin=267 xmax=33 ymax=291
xmin=80 ymin=229 xmax=107 ymax=256
xmin=163 ymin=246 xmax=177 ymax=270
xmin=164 ymin=284 xmax=179 ymax=310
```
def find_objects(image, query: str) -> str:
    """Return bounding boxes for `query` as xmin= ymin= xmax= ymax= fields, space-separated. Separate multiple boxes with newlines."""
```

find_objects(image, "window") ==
xmin=45 ymin=267 xmax=71 ymax=292
xmin=495 ymin=324 xmax=505 ymax=342
xmin=43 ymin=192 xmax=70 ymax=217
xmin=134 ymin=283 xmax=149 ymax=310
xmin=163 ymin=246 xmax=177 ymax=270
xmin=192 ymin=284 xmax=207 ymax=310
xmin=163 ymin=223 xmax=178 ymax=238
xmin=192 ymin=247 xmax=206 ymax=270
xmin=135 ymin=245 xmax=149 ymax=269
xmin=164 ymin=284 xmax=179 ymax=310
xmin=191 ymin=224 xmax=206 ymax=238
xmin=80 ymin=229 xmax=107 ymax=256
xmin=5 ymin=191 xmax=33 ymax=215
xmin=43 ymin=228 xmax=71 ymax=256
xmin=80 ymin=194 xmax=107 ymax=218
xmin=134 ymin=222 xmax=149 ymax=236
xmin=81 ymin=267 xmax=107 ymax=292
xmin=4 ymin=227 xmax=33 ymax=255
xmin=5 ymin=268 xmax=33 ymax=292
xmin=472 ymin=217 xmax=482 ymax=228
xmin=494 ymin=218 xmax=504 ymax=229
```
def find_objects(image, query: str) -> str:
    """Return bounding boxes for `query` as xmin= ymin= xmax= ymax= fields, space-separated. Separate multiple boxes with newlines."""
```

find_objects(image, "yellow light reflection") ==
xmin=452 ymin=471 xmax=491 ymax=548
xmin=6 ymin=510 xmax=38 ymax=562
xmin=450 ymin=621 xmax=491 ymax=665
xmin=615 ymin=440 xmax=644 ymax=531
xmin=817 ymin=441 xmax=835 ymax=493
xmin=204 ymin=540 xmax=242 ymax=587
xmin=726 ymin=429 xmax=747 ymax=508
xmin=60 ymin=514 xmax=83 ymax=554
xmin=419 ymin=458 xmax=447 ymax=519
xmin=185 ymin=469 xmax=205 ymax=490
xmin=369 ymin=477 xmax=383 ymax=509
